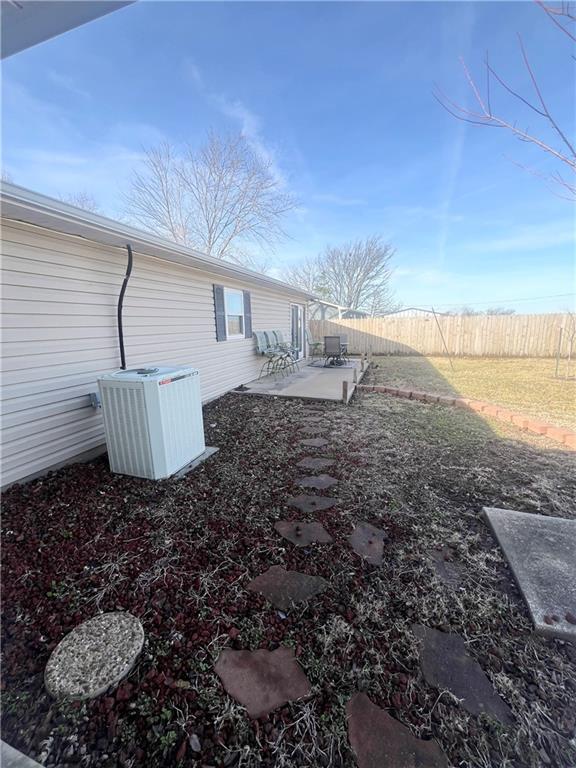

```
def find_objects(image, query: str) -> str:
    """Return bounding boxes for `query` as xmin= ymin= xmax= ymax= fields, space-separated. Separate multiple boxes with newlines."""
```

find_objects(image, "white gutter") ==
xmin=0 ymin=182 xmax=314 ymax=301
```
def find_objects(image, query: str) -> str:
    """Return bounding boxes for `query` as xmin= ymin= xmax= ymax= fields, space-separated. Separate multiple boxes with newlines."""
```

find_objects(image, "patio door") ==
xmin=291 ymin=304 xmax=304 ymax=359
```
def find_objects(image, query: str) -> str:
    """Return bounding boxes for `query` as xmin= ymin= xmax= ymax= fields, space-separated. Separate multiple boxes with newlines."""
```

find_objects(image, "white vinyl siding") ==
xmin=1 ymin=219 xmax=303 ymax=487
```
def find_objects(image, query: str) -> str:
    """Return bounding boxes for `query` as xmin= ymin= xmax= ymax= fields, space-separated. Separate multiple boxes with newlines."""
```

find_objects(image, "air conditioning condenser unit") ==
xmin=98 ymin=365 xmax=205 ymax=479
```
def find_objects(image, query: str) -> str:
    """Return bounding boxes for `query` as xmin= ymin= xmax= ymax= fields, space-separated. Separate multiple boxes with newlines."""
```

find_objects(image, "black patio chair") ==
xmin=324 ymin=335 xmax=345 ymax=367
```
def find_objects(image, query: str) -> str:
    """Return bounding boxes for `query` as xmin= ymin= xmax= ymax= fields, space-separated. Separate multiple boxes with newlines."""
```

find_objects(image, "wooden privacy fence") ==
xmin=310 ymin=313 xmax=573 ymax=358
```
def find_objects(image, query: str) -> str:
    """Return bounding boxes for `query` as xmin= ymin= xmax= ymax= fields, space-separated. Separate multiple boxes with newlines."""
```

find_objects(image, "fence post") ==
xmin=342 ymin=380 xmax=349 ymax=404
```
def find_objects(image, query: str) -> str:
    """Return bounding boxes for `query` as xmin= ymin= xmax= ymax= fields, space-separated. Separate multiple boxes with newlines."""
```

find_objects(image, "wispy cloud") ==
xmin=47 ymin=71 xmax=89 ymax=100
xmin=462 ymin=221 xmax=575 ymax=254
xmin=312 ymin=192 xmax=365 ymax=207
xmin=183 ymin=57 xmax=287 ymax=186
xmin=394 ymin=267 xmax=455 ymax=286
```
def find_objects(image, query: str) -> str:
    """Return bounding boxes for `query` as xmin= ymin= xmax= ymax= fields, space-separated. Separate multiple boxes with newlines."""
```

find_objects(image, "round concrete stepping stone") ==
xmin=288 ymin=494 xmax=336 ymax=513
xmin=412 ymin=624 xmax=514 ymax=724
xmin=215 ymin=647 xmax=312 ymax=719
xmin=248 ymin=565 xmax=328 ymax=610
xmin=300 ymin=438 xmax=330 ymax=448
xmin=296 ymin=456 xmax=335 ymax=471
xmin=45 ymin=612 xmax=144 ymax=700
xmin=274 ymin=520 xmax=333 ymax=547
xmin=348 ymin=522 xmax=387 ymax=566
xmin=296 ymin=474 xmax=338 ymax=490
xmin=347 ymin=692 xmax=449 ymax=768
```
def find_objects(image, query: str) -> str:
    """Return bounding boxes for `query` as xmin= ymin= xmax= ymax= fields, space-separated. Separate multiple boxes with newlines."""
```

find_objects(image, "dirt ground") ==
xmin=1 ymin=385 xmax=575 ymax=767
xmin=368 ymin=356 xmax=576 ymax=431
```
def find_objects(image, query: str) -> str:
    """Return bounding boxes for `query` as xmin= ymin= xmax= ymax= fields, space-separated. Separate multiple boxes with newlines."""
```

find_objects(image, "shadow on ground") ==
xmin=1 ymin=347 xmax=575 ymax=767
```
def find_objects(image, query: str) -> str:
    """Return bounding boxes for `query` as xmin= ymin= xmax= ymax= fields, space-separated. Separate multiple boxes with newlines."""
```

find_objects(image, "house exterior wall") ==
xmin=1 ymin=219 xmax=304 ymax=487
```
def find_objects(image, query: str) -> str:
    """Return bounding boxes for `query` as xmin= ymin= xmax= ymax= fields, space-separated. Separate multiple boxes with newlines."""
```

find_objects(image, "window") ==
xmin=224 ymin=288 xmax=245 ymax=338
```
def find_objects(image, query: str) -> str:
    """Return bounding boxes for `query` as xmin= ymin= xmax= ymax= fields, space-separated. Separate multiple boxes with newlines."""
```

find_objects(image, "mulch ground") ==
xmin=1 ymin=384 xmax=575 ymax=767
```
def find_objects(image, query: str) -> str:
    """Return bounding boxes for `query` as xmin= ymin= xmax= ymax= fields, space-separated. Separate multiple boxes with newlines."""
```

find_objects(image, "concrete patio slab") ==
xmin=483 ymin=507 xmax=576 ymax=641
xmin=243 ymin=359 xmax=364 ymax=402
xmin=1 ymin=741 xmax=42 ymax=768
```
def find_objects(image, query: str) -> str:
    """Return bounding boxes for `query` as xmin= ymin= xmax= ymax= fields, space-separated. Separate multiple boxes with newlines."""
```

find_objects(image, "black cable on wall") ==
xmin=117 ymin=243 xmax=133 ymax=369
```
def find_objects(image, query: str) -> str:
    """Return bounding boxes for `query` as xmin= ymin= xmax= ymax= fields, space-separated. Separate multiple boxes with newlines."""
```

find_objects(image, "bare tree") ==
xmin=283 ymin=256 xmax=326 ymax=296
xmin=435 ymin=1 xmax=575 ymax=199
xmin=460 ymin=306 xmax=516 ymax=315
xmin=61 ymin=191 xmax=101 ymax=213
xmin=285 ymin=236 xmax=398 ymax=316
xmin=124 ymin=133 xmax=296 ymax=265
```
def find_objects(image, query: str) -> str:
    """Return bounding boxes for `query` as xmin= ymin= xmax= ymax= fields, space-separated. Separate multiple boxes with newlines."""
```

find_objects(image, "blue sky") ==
xmin=2 ymin=1 xmax=574 ymax=312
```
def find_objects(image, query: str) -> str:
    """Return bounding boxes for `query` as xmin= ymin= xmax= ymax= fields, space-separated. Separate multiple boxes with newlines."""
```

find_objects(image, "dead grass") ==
xmin=369 ymin=356 xmax=576 ymax=430
xmin=1 ymin=389 xmax=575 ymax=767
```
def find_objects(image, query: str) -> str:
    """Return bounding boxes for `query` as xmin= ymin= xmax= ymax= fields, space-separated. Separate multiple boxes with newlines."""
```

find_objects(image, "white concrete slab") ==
xmin=1 ymin=741 xmax=42 ymax=768
xmin=483 ymin=507 xmax=576 ymax=640
xmin=244 ymin=359 xmax=363 ymax=402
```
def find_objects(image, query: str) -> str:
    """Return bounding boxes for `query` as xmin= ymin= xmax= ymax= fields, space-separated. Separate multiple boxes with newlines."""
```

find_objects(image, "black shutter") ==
xmin=213 ymin=284 xmax=227 ymax=341
xmin=243 ymin=291 xmax=252 ymax=339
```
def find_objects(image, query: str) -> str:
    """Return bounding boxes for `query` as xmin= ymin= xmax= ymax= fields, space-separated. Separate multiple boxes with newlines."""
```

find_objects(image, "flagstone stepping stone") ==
xmin=430 ymin=548 xmax=464 ymax=588
xmin=45 ymin=612 xmax=144 ymax=700
xmin=348 ymin=522 xmax=387 ymax=566
xmin=248 ymin=565 xmax=328 ymax=610
xmin=347 ymin=692 xmax=449 ymax=768
xmin=299 ymin=425 xmax=326 ymax=435
xmin=296 ymin=456 xmax=335 ymax=471
xmin=274 ymin=520 xmax=333 ymax=547
xmin=302 ymin=416 xmax=324 ymax=424
xmin=412 ymin=625 xmax=514 ymax=724
xmin=215 ymin=647 xmax=312 ymax=719
xmin=296 ymin=474 xmax=338 ymax=490
xmin=300 ymin=438 xmax=330 ymax=448
xmin=288 ymin=494 xmax=336 ymax=513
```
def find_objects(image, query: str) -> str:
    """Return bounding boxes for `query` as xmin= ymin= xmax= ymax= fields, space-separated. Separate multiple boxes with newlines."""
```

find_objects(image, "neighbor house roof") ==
xmin=0 ymin=182 xmax=314 ymax=301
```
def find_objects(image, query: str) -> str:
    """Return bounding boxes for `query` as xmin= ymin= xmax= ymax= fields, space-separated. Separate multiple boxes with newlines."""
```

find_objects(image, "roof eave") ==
xmin=0 ymin=182 xmax=315 ymax=301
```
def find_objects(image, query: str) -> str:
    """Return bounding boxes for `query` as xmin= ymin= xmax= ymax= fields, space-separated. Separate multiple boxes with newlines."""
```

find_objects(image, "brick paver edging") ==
xmin=356 ymin=384 xmax=575 ymax=450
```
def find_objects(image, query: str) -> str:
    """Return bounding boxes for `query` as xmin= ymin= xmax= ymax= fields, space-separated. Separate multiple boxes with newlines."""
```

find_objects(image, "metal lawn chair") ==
xmin=272 ymin=330 xmax=300 ymax=372
xmin=261 ymin=330 xmax=291 ymax=374
xmin=324 ymin=335 xmax=345 ymax=367
xmin=339 ymin=334 xmax=350 ymax=363
xmin=306 ymin=328 xmax=323 ymax=361
xmin=254 ymin=331 xmax=286 ymax=378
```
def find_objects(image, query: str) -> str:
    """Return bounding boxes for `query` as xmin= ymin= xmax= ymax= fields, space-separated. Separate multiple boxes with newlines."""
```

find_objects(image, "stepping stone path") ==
xmin=348 ymin=522 xmax=387 ymax=566
xmin=299 ymin=425 xmax=326 ymax=435
xmin=288 ymin=494 xmax=336 ymax=513
xmin=347 ymin=692 xmax=449 ymax=768
xmin=274 ymin=520 xmax=333 ymax=547
xmin=214 ymin=647 xmax=311 ymax=719
xmin=45 ymin=612 xmax=144 ymax=700
xmin=296 ymin=474 xmax=338 ymax=490
xmin=296 ymin=456 xmax=335 ymax=471
xmin=300 ymin=438 xmax=329 ymax=448
xmin=248 ymin=565 xmax=328 ymax=611
xmin=412 ymin=624 xmax=514 ymax=724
